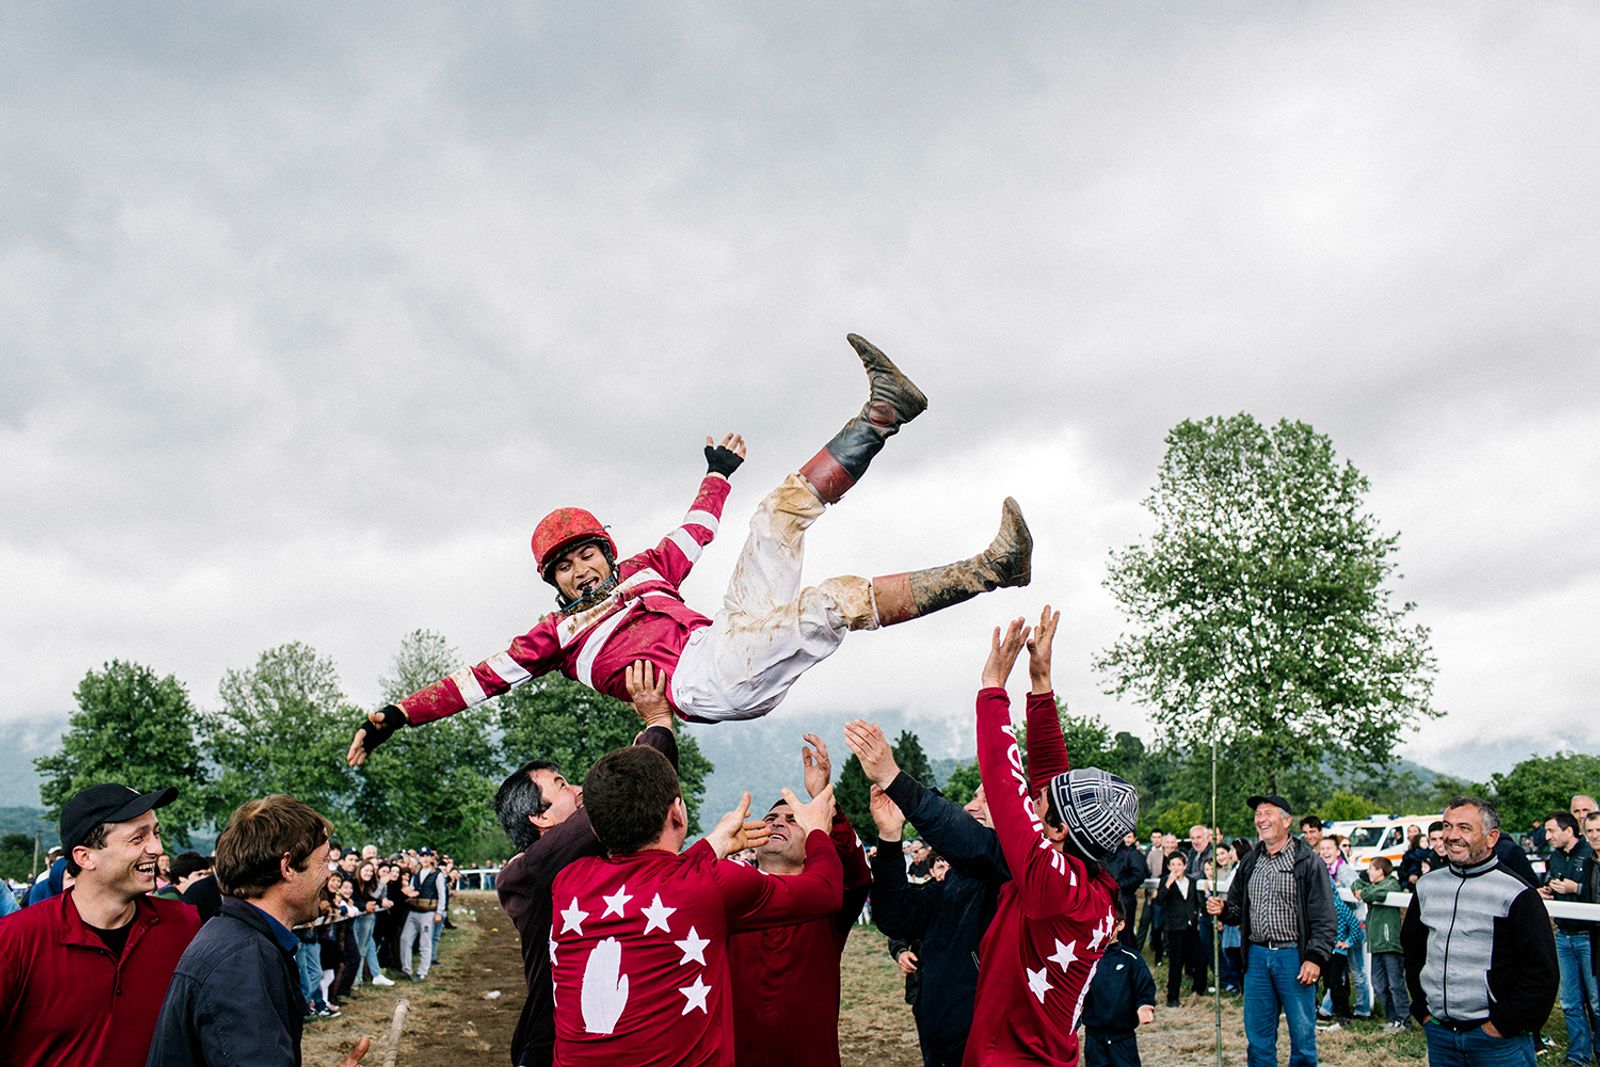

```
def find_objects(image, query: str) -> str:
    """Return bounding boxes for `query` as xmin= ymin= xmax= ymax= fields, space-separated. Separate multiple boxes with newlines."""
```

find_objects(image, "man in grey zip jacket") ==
xmin=1402 ymin=796 xmax=1557 ymax=1067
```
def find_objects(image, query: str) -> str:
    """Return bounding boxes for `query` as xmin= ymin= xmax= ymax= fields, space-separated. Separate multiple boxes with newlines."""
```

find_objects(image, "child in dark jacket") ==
xmin=1080 ymin=910 xmax=1157 ymax=1067
xmin=1154 ymin=851 xmax=1206 ymax=1006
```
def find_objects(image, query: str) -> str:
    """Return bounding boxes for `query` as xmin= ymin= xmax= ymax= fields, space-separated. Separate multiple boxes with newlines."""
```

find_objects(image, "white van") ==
xmin=1322 ymin=815 xmax=1436 ymax=871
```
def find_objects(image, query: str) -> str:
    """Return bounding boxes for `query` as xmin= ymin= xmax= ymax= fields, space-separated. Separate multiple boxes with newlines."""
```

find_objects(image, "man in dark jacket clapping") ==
xmin=846 ymin=719 xmax=1007 ymax=1067
xmin=146 ymin=795 xmax=371 ymax=1067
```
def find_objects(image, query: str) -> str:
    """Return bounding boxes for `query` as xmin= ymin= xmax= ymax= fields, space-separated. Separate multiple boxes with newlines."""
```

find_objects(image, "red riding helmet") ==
xmin=531 ymin=507 xmax=618 ymax=581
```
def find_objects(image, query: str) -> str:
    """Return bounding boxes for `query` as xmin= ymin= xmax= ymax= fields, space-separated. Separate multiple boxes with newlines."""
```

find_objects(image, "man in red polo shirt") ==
xmin=729 ymin=734 xmax=872 ymax=1067
xmin=0 ymin=783 xmax=202 ymax=1067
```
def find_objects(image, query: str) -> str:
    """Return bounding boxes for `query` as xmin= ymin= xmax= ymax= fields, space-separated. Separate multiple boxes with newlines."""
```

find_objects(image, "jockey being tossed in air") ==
xmin=348 ymin=334 xmax=1033 ymax=765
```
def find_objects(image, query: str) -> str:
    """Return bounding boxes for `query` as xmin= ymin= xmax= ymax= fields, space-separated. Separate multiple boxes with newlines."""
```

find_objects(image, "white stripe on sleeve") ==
xmin=449 ymin=666 xmax=490 ymax=708
xmin=487 ymin=652 xmax=532 ymax=686
xmin=667 ymin=528 xmax=704 ymax=564
xmin=683 ymin=509 xmax=720 ymax=535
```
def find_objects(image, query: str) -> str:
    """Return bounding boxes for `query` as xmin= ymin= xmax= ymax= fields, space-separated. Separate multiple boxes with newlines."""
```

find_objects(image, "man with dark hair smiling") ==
xmin=728 ymin=734 xmax=872 ymax=1066
xmin=1402 ymin=796 xmax=1556 ymax=1067
xmin=146 ymin=794 xmax=371 ymax=1067
xmin=0 ymin=783 xmax=200 ymax=1067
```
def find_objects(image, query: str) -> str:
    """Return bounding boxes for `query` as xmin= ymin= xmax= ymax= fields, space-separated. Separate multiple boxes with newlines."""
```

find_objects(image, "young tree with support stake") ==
xmin=1095 ymin=413 xmax=1438 ymax=805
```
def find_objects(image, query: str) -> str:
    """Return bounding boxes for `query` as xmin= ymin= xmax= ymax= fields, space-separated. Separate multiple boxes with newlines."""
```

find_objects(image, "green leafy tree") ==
xmin=835 ymin=753 xmax=876 ymax=844
xmin=1488 ymin=753 xmax=1600 ymax=835
xmin=0 ymin=832 xmax=36 ymax=882
xmin=891 ymin=730 xmax=934 ymax=791
xmin=942 ymin=761 xmax=983 ymax=807
xmin=1095 ymin=414 xmax=1439 ymax=798
xmin=202 ymin=642 xmax=361 ymax=825
xmin=34 ymin=660 xmax=208 ymax=845
xmin=352 ymin=631 xmax=504 ymax=858
xmin=497 ymin=675 xmax=713 ymax=836
xmin=1318 ymin=790 xmax=1380 ymax=823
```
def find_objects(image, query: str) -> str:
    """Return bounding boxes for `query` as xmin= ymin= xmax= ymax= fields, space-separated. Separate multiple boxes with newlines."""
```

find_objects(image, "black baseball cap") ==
xmin=1246 ymin=794 xmax=1292 ymax=815
xmin=60 ymin=784 xmax=179 ymax=852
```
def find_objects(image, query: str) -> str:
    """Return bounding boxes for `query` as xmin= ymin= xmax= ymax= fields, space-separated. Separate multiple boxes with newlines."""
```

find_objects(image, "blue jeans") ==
xmin=1321 ymin=931 xmax=1374 ymax=1016
xmin=352 ymin=913 xmax=380 ymax=981
xmin=295 ymin=936 xmax=324 ymax=1010
xmin=1424 ymin=1021 xmax=1536 ymax=1067
xmin=1555 ymin=929 xmax=1598 ymax=1065
xmin=1245 ymin=943 xmax=1318 ymax=1067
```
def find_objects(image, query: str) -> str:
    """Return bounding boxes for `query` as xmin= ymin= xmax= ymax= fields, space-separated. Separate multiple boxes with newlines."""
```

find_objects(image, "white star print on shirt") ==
xmin=1088 ymin=912 xmax=1114 ymax=951
xmin=675 ymin=926 xmax=710 ymax=967
xmin=602 ymin=885 xmax=633 ymax=918
xmin=1027 ymin=966 xmax=1053 ymax=1003
xmin=679 ymin=974 xmax=712 ymax=1015
xmin=641 ymin=893 xmax=676 ymax=935
xmin=560 ymin=897 xmax=590 ymax=935
xmin=1048 ymin=939 xmax=1079 ymax=972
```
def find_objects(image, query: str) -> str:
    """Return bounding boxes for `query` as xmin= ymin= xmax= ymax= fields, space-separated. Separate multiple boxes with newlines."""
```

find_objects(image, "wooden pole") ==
xmin=381 ymin=999 xmax=410 ymax=1067
xmin=1212 ymin=736 xmax=1223 ymax=1067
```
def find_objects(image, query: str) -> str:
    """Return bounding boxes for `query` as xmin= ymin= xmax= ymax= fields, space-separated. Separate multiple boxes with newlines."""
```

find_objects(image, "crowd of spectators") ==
xmin=0 ymin=625 xmax=1590 ymax=1067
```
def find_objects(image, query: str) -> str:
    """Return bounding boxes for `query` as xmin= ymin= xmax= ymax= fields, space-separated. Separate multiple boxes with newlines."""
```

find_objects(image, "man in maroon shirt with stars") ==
xmin=966 ymin=608 xmax=1140 ymax=1066
xmin=550 ymin=742 xmax=842 ymax=1066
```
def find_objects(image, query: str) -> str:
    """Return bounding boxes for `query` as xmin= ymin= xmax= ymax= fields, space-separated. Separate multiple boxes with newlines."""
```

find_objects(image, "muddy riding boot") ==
xmin=870 ymin=498 xmax=1032 ymax=626
xmin=799 ymin=333 xmax=929 ymax=505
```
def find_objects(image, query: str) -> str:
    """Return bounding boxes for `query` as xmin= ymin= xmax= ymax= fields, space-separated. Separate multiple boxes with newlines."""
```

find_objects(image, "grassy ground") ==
xmin=303 ymin=894 xmax=1570 ymax=1067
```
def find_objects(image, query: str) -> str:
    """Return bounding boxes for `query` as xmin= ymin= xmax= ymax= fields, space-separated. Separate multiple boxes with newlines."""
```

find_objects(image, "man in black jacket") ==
xmin=1105 ymin=832 xmax=1150 ymax=949
xmin=846 ymin=718 xmax=1007 ymax=1067
xmin=147 ymin=795 xmax=370 ymax=1067
xmin=1402 ymin=796 xmax=1556 ymax=1067
xmin=1206 ymin=794 xmax=1335 ymax=1067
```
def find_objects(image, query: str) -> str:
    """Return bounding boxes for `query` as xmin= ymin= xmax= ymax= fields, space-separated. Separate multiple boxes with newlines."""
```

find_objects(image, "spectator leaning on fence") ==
xmin=147 ymin=794 xmax=371 ymax=1067
xmin=1401 ymin=796 xmax=1557 ymax=1067
xmin=0 ymin=783 xmax=200 ymax=1067
xmin=1206 ymin=793 xmax=1336 ymax=1067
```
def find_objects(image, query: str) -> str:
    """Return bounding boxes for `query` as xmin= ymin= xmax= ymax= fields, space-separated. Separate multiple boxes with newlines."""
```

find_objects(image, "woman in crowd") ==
xmin=352 ymin=860 xmax=396 ymax=987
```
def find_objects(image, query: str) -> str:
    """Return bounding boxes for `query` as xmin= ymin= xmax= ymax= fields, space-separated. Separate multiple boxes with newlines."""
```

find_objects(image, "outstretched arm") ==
xmin=635 ymin=433 xmax=743 ymax=587
xmin=845 ymin=718 xmax=1008 ymax=878
xmin=347 ymin=622 xmax=563 ymax=766
xmin=976 ymin=614 xmax=1103 ymax=922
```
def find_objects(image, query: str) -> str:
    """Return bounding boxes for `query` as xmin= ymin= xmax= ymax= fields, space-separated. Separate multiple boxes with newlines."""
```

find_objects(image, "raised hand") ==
xmin=842 ymin=720 xmax=901 ymax=788
xmin=784 ymin=785 xmax=837 ymax=839
xmin=580 ymin=936 xmax=630 ymax=1035
xmin=1026 ymin=605 xmax=1060 ymax=694
xmin=704 ymin=433 xmax=747 ymax=479
xmin=869 ymin=784 xmax=906 ymax=841
xmin=802 ymin=733 xmax=833 ymax=798
xmin=980 ymin=617 xmax=1030 ymax=690
xmin=625 ymin=661 xmax=674 ymax=732
xmin=706 ymin=791 xmax=772 ymax=860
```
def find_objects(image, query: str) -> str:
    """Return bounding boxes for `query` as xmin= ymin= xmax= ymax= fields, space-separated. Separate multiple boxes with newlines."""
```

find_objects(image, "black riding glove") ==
xmin=358 ymin=704 xmax=408 ymax=754
xmin=704 ymin=444 xmax=744 ymax=479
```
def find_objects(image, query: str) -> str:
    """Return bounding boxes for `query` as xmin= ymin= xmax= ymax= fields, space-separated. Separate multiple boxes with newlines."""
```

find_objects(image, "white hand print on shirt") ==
xmin=580 ymin=937 xmax=630 ymax=1034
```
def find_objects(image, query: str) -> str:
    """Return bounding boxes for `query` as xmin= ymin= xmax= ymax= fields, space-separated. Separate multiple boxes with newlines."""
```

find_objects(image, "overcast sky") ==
xmin=3 ymin=4 xmax=1597 ymax=783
